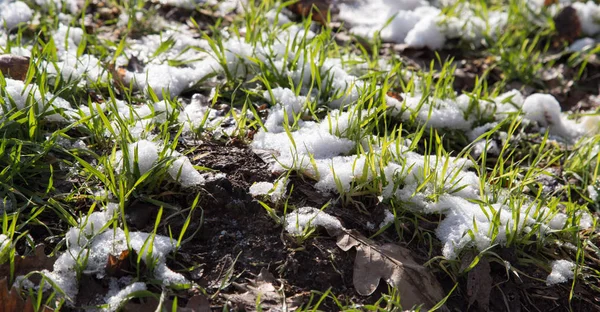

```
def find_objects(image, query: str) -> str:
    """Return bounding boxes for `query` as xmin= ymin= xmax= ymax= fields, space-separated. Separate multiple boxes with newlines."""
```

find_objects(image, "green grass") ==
xmin=0 ymin=0 xmax=598 ymax=310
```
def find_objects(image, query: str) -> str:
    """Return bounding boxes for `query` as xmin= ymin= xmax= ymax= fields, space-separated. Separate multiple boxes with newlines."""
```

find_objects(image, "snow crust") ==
xmin=546 ymin=260 xmax=576 ymax=285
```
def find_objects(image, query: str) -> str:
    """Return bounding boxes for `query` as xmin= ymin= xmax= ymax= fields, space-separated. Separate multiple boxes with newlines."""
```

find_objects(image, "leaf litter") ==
xmin=284 ymin=207 xmax=445 ymax=309
xmin=224 ymin=268 xmax=303 ymax=311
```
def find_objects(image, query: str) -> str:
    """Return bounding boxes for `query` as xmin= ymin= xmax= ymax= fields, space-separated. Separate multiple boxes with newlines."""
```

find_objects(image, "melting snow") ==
xmin=285 ymin=207 xmax=344 ymax=235
xmin=546 ymin=260 xmax=576 ymax=285
xmin=44 ymin=203 xmax=187 ymax=302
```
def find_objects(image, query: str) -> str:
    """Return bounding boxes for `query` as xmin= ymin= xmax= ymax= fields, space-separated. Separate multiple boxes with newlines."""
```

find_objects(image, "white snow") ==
xmin=284 ymin=207 xmax=344 ymax=235
xmin=0 ymin=1 xmax=33 ymax=29
xmin=157 ymin=0 xmax=244 ymax=12
xmin=589 ymin=185 xmax=598 ymax=201
xmin=48 ymin=54 xmax=107 ymax=85
xmin=167 ymin=152 xmax=205 ymax=187
xmin=249 ymin=177 xmax=288 ymax=202
xmin=338 ymin=1 xmax=507 ymax=50
xmin=572 ymin=1 xmax=600 ymax=36
xmin=35 ymin=0 xmax=80 ymax=13
xmin=546 ymin=260 xmax=576 ymax=286
xmin=1 ymin=78 xmax=75 ymax=122
xmin=522 ymin=93 xmax=582 ymax=140
xmin=404 ymin=12 xmax=446 ymax=50
xmin=104 ymin=282 xmax=147 ymax=312
xmin=568 ymin=38 xmax=597 ymax=52
xmin=44 ymin=203 xmax=187 ymax=301
xmin=115 ymin=140 xmax=205 ymax=187
xmin=0 ymin=234 xmax=10 ymax=257
xmin=379 ymin=209 xmax=395 ymax=229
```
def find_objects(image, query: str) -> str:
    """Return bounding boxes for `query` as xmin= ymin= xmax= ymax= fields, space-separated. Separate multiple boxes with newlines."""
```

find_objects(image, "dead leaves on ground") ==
xmin=554 ymin=6 xmax=581 ymax=44
xmin=287 ymin=0 xmax=333 ymax=25
xmin=0 ymin=278 xmax=54 ymax=312
xmin=224 ymin=268 xmax=302 ymax=312
xmin=336 ymin=229 xmax=445 ymax=309
xmin=0 ymin=55 xmax=30 ymax=81
xmin=0 ymin=245 xmax=56 ymax=284
xmin=461 ymin=252 xmax=493 ymax=311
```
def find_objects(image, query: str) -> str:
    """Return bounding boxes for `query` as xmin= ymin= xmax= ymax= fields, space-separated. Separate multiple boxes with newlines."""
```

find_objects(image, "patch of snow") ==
xmin=114 ymin=140 xmax=204 ymax=187
xmin=0 ymin=234 xmax=10 ymax=256
xmin=44 ymin=202 xmax=186 ymax=301
xmin=167 ymin=152 xmax=205 ymax=187
xmin=580 ymin=115 xmax=600 ymax=135
xmin=522 ymin=93 xmax=583 ymax=140
xmin=284 ymin=207 xmax=344 ymax=235
xmin=48 ymin=54 xmax=108 ymax=85
xmin=1 ymin=78 xmax=75 ymax=122
xmin=572 ymin=1 xmax=600 ymax=36
xmin=0 ymin=1 xmax=33 ymax=29
xmin=249 ymin=182 xmax=274 ymax=196
xmin=35 ymin=0 xmax=80 ymax=13
xmin=53 ymin=24 xmax=84 ymax=57
xmin=404 ymin=13 xmax=446 ymax=50
xmin=568 ymin=37 xmax=597 ymax=52
xmin=338 ymin=1 xmax=507 ymax=50
xmin=588 ymin=185 xmax=598 ymax=201
xmin=546 ymin=260 xmax=576 ymax=286
xmin=104 ymin=282 xmax=147 ymax=312
xmin=249 ymin=177 xmax=288 ymax=202
xmin=263 ymin=88 xmax=307 ymax=133
xmin=379 ymin=209 xmax=395 ymax=229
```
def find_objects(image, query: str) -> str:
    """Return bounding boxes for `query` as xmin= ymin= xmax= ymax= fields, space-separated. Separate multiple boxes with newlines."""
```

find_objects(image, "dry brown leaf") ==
xmin=465 ymin=256 xmax=493 ymax=311
xmin=0 ymin=277 xmax=54 ymax=312
xmin=0 ymin=245 xmax=56 ymax=284
xmin=105 ymin=250 xmax=131 ymax=278
xmin=223 ymin=268 xmax=302 ymax=312
xmin=554 ymin=6 xmax=581 ymax=44
xmin=288 ymin=0 xmax=331 ymax=24
xmin=336 ymin=230 xmax=445 ymax=309
xmin=0 ymin=55 xmax=30 ymax=81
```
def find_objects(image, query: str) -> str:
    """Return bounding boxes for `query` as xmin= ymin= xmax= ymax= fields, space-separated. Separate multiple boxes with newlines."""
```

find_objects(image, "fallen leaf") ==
xmin=74 ymin=275 xmax=107 ymax=307
xmin=554 ymin=6 xmax=581 ymax=44
xmin=106 ymin=250 xmax=131 ymax=277
xmin=0 ymin=245 xmax=56 ymax=284
xmin=465 ymin=255 xmax=493 ymax=311
xmin=223 ymin=268 xmax=302 ymax=312
xmin=288 ymin=0 xmax=331 ymax=24
xmin=336 ymin=230 xmax=445 ymax=309
xmin=0 ymin=55 xmax=30 ymax=81
xmin=0 ymin=277 xmax=54 ymax=312
xmin=387 ymin=91 xmax=403 ymax=102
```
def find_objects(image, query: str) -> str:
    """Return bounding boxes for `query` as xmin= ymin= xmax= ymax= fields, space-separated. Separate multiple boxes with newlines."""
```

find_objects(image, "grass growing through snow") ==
xmin=0 ymin=0 xmax=599 ymax=310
